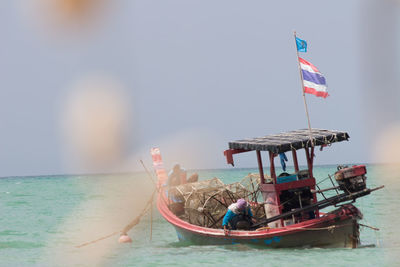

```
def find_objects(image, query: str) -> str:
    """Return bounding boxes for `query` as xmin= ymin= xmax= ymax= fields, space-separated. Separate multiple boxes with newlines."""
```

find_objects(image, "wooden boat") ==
xmin=151 ymin=129 xmax=382 ymax=248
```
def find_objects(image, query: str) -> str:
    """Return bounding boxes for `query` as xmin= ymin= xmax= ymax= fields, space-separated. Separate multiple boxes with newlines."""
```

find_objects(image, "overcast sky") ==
xmin=0 ymin=0 xmax=398 ymax=176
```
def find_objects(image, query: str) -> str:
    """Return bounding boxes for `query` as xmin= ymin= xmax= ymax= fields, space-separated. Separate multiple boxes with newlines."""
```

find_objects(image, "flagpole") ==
xmin=294 ymin=31 xmax=314 ymax=146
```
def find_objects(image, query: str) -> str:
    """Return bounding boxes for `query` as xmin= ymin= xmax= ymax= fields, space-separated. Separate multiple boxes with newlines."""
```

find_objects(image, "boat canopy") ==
xmin=228 ymin=128 xmax=349 ymax=154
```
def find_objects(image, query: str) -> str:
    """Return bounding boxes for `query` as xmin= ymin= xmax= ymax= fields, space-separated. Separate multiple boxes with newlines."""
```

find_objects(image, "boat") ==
xmin=151 ymin=129 xmax=383 ymax=248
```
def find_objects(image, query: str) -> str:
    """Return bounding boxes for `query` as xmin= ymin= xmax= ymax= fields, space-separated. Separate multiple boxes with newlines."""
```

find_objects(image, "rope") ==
xmin=121 ymin=190 xmax=156 ymax=234
xmin=359 ymin=223 xmax=380 ymax=231
xmin=316 ymin=175 xmax=331 ymax=186
xmin=75 ymin=189 xmax=156 ymax=248
xmin=256 ymin=223 xmax=353 ymax=233
xmin=75 ymin=231 xmax=121 ymax=248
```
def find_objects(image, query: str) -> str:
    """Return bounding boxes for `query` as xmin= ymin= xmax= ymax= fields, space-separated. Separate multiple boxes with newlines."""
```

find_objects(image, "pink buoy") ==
xmin=118 ymin=234 xmax=132 ymax=243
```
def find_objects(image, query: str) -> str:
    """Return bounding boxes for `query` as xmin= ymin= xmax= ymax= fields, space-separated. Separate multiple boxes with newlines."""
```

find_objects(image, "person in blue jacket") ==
xmin=223 ymin=199 xmax=256 ymax=235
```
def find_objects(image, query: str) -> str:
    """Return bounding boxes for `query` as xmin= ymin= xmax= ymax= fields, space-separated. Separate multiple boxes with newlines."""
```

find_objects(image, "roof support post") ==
xmin=307 ymin=147 xmax=318 ymax=217
xmin=310 ymin=146 xmax=314 ymax=166
xmin=269 ymin=151 xmax=277 ymax=183
xmin=256 ymin=150 xmax=265 ymax=184
xmin=305 ymin=147 xmax=314 ymax=178
xmin=292 ymin=149 xmax=299 ymax=173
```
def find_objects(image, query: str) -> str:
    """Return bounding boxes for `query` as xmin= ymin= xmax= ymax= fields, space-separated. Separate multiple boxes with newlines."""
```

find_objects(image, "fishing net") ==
xmin=168 ymin=174 xmax=267 ymax=229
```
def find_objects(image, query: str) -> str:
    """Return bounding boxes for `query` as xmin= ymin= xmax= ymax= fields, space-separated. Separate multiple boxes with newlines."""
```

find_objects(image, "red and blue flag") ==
xmin=299 ymin=57 xmax=329 ymax=98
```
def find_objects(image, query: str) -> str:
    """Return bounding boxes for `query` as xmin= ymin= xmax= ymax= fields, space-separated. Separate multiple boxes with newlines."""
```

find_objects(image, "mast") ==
xmin=294 ymin=31 xmax=314 ymax=146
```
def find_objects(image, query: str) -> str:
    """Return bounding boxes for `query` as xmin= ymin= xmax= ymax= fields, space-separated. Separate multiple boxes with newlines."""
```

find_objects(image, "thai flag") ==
xmin=299 ymin=57 xmax=329 ymax=98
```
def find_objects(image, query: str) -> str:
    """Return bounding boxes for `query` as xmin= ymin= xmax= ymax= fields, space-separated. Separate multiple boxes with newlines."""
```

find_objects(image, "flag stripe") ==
xmin=303 ymin=80 xmax=327 ymax=92
xmin=304 ymin=86 xmax=329 ymax=98
xmin=299 ymin=57 xmax=319 ymax=73
xmin=299 ymin=62 xmax=319 ymax=74
xmin=303 ymin=80 xmax=329 ymax=98
xmin=302 ymin=69 xmax=326 ymax=85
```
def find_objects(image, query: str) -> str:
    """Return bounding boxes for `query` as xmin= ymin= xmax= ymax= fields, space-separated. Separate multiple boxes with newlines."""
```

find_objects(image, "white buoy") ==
xmin=118 ymin=234 xmax=132 ymax=243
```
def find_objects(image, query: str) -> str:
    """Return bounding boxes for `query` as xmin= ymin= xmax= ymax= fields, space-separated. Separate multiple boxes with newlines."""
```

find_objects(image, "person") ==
xmin=167 ymin=164 xmax=186 ymax=186
xmin=222 ymin=199 xmax=256 ymax=235
xmin=279 ymin=152 xmax=288 ymax=171
xmin=166 ymin=164 xmax=186 ymax=215
xmin=187 ymin=173 xmax=199 ymax=183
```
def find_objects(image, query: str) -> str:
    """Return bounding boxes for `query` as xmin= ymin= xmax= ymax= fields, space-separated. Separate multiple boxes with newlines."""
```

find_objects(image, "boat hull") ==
xmin=172 ymin=217 xmax=359 ymax=248
xmin=157 ymin=190 xmax=361 ymax=248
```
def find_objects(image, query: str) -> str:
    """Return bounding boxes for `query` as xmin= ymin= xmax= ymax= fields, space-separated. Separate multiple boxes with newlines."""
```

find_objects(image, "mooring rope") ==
xmin=75 ymin=189 xmax=156 ymax=248
xmin=359 ymin=223 xmax=380 ymax=231
xmin=75 ymin=231 xmax=121 ymax=248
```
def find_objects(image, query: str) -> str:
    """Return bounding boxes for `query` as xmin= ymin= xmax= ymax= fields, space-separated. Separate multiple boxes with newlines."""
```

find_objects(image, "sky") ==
xmin=0 ymin=0 xmax=399 ymax=176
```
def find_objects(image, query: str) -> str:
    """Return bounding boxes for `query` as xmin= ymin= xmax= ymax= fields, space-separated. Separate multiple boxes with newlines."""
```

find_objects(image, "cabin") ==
xmin=223 ymin=128 xmax=349 ymax=227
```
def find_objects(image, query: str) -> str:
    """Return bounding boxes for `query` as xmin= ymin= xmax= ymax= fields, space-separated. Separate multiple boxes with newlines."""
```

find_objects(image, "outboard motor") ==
xmin=334 ymin=165 xmax=367 ymax=193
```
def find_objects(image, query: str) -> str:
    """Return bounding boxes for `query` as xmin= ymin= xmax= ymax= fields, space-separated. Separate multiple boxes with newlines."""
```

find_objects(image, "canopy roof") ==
xmin=228 ymin=129 xmax=349 ymax=154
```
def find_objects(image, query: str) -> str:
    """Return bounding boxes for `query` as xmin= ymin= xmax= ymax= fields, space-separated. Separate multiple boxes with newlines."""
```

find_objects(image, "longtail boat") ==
xmin=151 ymin=129 xmax=383 ymax=248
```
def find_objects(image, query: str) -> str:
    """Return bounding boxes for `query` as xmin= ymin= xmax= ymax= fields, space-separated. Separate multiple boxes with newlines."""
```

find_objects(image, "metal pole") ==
xmin=294 ymin=31 xmax=314 ymax=145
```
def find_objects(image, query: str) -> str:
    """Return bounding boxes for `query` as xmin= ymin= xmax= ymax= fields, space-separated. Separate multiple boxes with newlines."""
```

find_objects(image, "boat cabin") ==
xmin=224 ymin=128 xmax=349 ymax=227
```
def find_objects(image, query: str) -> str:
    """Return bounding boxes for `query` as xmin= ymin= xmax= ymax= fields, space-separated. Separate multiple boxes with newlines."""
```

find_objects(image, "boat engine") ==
xmin=334 ymin=165 xmax=367 ymax=193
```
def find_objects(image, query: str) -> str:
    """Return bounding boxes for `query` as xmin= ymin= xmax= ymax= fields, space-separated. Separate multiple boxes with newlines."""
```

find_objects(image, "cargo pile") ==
xmin=167 ymin=174 xmax=266 ymax=228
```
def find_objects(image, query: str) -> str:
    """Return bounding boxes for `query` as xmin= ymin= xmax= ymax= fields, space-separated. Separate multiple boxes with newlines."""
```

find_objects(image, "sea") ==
xmin=1 ymin=164 xmax=399 ymax=267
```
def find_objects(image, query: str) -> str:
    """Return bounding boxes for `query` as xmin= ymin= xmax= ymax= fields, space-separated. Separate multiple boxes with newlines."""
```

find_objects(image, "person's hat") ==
xmin=237 ymin=199 xmax=247 ymax=210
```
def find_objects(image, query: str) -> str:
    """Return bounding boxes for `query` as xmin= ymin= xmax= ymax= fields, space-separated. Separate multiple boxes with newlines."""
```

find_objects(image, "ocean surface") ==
xmin=1 ymin=164 xmax=399 ymax=266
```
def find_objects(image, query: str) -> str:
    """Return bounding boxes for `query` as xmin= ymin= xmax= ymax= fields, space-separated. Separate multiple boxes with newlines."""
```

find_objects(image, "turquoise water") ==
xmin=0 ymin=165 xmax=398 ymax=266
